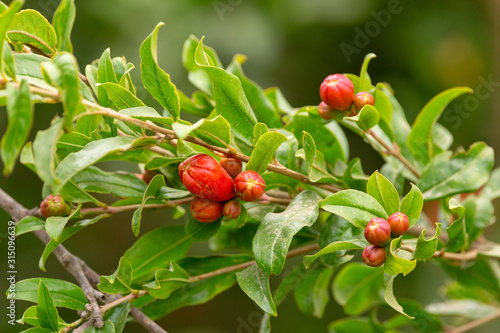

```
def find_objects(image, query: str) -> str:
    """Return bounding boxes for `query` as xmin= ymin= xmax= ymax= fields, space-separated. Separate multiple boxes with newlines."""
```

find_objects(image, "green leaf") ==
xmin=464 ymin=195 xmax=495 ymax=243
xmin=37 ymin=281 xmax=59 ymax=331
xmin=407 ymin=87 xmax=472 ymax=165
xmin=328 ymin=318 xmax=378 ymax=333
xmin=172 ymin=115 xmax=231 ymax=148
xmin=98 ymin=257 xmax=134 ymax=294
xmin=140 ymin=22 xmax=180 ymax=120
xmin=236 ymin=264 xmax=277 ymax=316
xmin=143 ymin=262 xmax=190 ymax=299
xmin=343 ymin=158 xmax=368 ymax=191
xmin=123 ymin=225 xmax=193 ymax=284
xmin=157 ymin=186 xmax=191 ymax=200
xmin=33 ymin=118 xmax=63 ymax=185
xmin=418 ymin=143 xmax=494 ymax=201
xmin=384 ymin=274 xmax=414 ymax=318
xmin=41 ymin=52 xmax=84 ymax=130
xmin=332 ymin=263 xmax=384 ymax=315
xmin=0 ymin=0 xmax=22 ymax=79
xmin=296 ymin=148 xmax=340 ymax=184
xmin=15 ymin=216 xmax=46 ymax=236
xmin=194 ymin=38 xmax=257 ymax=144
xmin=359 ymin=53 xmax=376 ymax=91
xmin=373 ymin=83 xmax=394 ymax=140
xmin=246 ymin=131 xmax=287 ymax=174
xmin=303 ymin=239 xmax=368 ymax=269
xmin=103 ymin=303 xmax=130 ymax=333
xmin=3 ymin=41 xmax=16 ymax=80
xmin=384 ymin=237 xmax=417 ymax=276
xmin=178 ymin=90 xmax=213 ymax=117
xmin=54 ymin=136 xmax=153 ymax=194
xmin=8 ymin=9 xmax=57 ymax=55
xmin=253 ymin=191 xmax=321 ymax=274
xmin=400 ymin=184 xmax=423 ymax=227
xmin=414 ymin=223 xmax=441 ymax=261
xmin=1 ymin=80 xmax=32 ymax=176
xmin=19 ymin=328 xmax=54 ymax=333
xmin=96 ymin=48 xmax=118 ymax=107
xmin=52 ymin=0 xmax=75 ymax=52
xmin=265 ymin=86 xmax=294 ymax=115
xmin=17 ymin=305 xmax=67 ymax=329
xmin=45 ymin=204 xmax=81 ymax=242
xmin=98 ymin=82 xmax=145 ymax=109
xmin=293 ymin=266 xmax=334 ymax=318
xmin=83 ymin=320 xmax=115 ymax=333
xmin=227 ymin=54 xmax=282 ymax=128
xmin=302 ymin=131 xmax=316 ymax=174
xmin=132 ymin=174 xmax=165 ymax=236
xmin=482 ymin=167 xmax=500 ymax=200
xmin=446 ymin=198 xmax=468 ymax=252
xmin=344 ymin=105 xmax=380 ymax=131
xmin=185 ymin=216 xmax=222 ymax=242
xmin=322 ymin=190 xmax=387 ymax=229
xmin=366 ymin=171 xmax=400 ymax=216
xmin=253 ymin=122 xmax=269 ymax=146
xmin=10 ymin=278 xmax=88 ymax=310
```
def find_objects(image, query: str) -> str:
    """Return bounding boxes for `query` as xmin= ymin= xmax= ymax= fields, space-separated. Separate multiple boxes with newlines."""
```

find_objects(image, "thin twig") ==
xmin=100 ymin=291 xmax=147 ymax=314
xmin=445 ymin=309 xmax=500 ymax=333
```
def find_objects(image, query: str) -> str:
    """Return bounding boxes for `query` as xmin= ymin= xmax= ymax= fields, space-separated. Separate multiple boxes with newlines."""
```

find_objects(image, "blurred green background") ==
xmin=1 ymin=0 xmax=499 ymax=332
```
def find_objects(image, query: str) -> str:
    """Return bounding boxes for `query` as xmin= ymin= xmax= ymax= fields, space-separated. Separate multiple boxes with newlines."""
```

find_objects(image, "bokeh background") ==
xmin=1 ymin=0 xmax=500 ymax=332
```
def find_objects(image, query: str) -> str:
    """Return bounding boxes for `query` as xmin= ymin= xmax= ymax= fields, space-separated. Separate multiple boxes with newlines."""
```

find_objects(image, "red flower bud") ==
xmin=318 ymin=102 xmax=336 ymax=120
xmin=319 ymin=74 xmax=354 ymax=111
xmin=234 ymin=170 xmax=266 ymax=202
xmin=362 ymin=245 xmax=386 ymax=267
xmin=40 ymin=194 xmax=71 ymax=218
xmin=190 ymin=197 xmax=223 ymax=223
xmin=222 ymin=199 xmax=241 ymax=219
xmin=220 ymin=158 xmax=242 ymax=179
xmin=387 ymin=212 xmax=410 ymax=237
xmin=364 ymin=217 xmax=391 ymax=246
xmin=353 ymin=91 xmax=375 ymax=111
xmin=179 ymin=154 xmax=236 ymax=202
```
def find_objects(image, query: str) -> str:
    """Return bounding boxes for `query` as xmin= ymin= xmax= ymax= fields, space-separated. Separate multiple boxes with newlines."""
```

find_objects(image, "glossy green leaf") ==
xmin=0 ymin=0 xmax=22 ymax=78
xmin=344 ymin=104 xmax=379 ymax=131
xmin=400 ymin=184 xmax=423 ymax=227
xmin=247 ymin=131 xmax=287 ymax=174
xmin=296 ymin=148 xmax=340 ymax=184
xmin=143 ymin=261 xmax=190 ymax=299
xmin=304 ymin=239 xmax=368 ymax=269
xmin=54 ymin=136 xmax=153 ymax=194
xmin=366 ymin=171 xmax=399 ymax=216
xmin=302 ymin=131 xmax=316 ymax=174
xmin=253 ymin=191 xmax=321 ymax=274
xmin=253 ymin=122 xmax=269 ymax=146
xmin=172 ymin=115 xmax=231 ymax=148
xmin=1 ymin=80 xmax=32 ymax=176
xmin=33 ymin=118 xmax=63 ymax=185
xmin=98 ymin=257 xmax=134 ymax=294
xmin=236 ymin=264 xmax=277 ymax=316
xmin=414 ymin=223 xmax=441 ymax=261
xmin=83 ymin=320 xmax=115 ymax=333
xmin=418 ymin=143 xmax=494 ymax=201
xmin=98 ymin=82 xmax=145 ymax=109
xmin=45 ymin=204 xmax=81 ymax=242
xmin=11 ymin=278 xmax=88 ymax=310
xmin=373 ymin=83 xmax=394 ymax=139
xmin=17 ymin=305 xmax=67 ymax=329
xmin=343 ymin=158 xmax=368 ymax=191
xmin=446 ymin=198 xmax=468 ymax=252
xmin=293 ymin=266 xmax=334 ymax=318
xmin=407 ymin=87 xmax=472 ymax=165
xmin=384 ymin=274 xmax=414 ymax=318
xmin=140 ymin=22 xmax=179 ymax=120
xmin=37 ymin=281 xmax=59 ymax=331
xmin=322 ymin=190 xmax=387 ymax=228
xmin=52 ymin=0 xmax=75 ymax=52
xmin=359 ymin=53 xmax=376 ymax=91
xmin=332 ymin=263 xmax=384 ymax=315
xmin=103 ymin=303 xmax=130 ymax=333
xmin=123 ymin=225 xmax=193 ymax=284
xmin=185 ymin=216 xmax=222 ymax=242
xmin=195 ymin=38 xmax=257 ymax=144
xmin=96 ymin=48 xmax=118 ymax=107
xmin=15 ymin=216 xmax=45 ymax=236
xmin=132 ymin=174 xmax=165 ymax=236
xmin=8 ymin=9 xmax=57 ymax=55
xmin=384 ymin=237 xmax=417 ymax=276
xmin=227 ymin=54 xmax=282 ymax=128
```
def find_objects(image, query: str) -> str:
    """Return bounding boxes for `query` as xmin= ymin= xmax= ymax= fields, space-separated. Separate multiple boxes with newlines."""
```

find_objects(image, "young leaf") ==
xmin=185 ymin=216 xmax=222 ymax=242
xmin=303 ymin=239 xmax=368 ymax=269
xmin=96 ymin=48 xmax=118 ymax=107
xmin=384 ymin=237 xmax=417 ymax=276
xmin=344 ymin=104 xmax=380 ymax=131
xmin=15 ymin=216 xmax=46 ymax=236
xmin=143 ymin=262 xmax=190 ymax=299
xmin=98 ymin=257 xmax=134 ymax=294
xmin=407 ymin=87 xmax=472 ymax=165
xmin=132 ymin=174 xmax=165 ymax=236
xmin=253 ymin=191 xmax=321 ymax=275
xmin=384 ymin=274 xmax=414 ymax=319
xmin=123 ymin=225 xmax=193 ymax=283
xmin=236 ymin=264 xmax=277 ymax=316
xmin=52 ymin=0 xmax=75 ymax=52
xmin=37 ymin=281 xmax=59 ymax=332
xmin=414 ymin=223 xmax=441 ymax=261
xmin=0 ymin=0 xmax=22 ymax=78
xmin=246 ymin=131 xmax=287 ymax=174
xmin=322 ymin=189 xmax=387 ymax=229
xmin=1 ymin=80 xmax=32 ymax=176
xmin=8 ymin=9 xmax=57 ymax=55
xmin=45 ymin=204 xmax=81 ymax=242
xmin=140 ymin=22 xmax=180 ymax=120
xmin=194 ymin=37 xmax=257 ymax=144
xmin=400 ymin=184 xmax=423 ymax=227
xmin=293 ymin=266 xmax=334 ymax=318
xmin=446 ymin=198 xmax=468 ymax=252
xmin=302 ymin=131 xmax=316 ymax=174
xmin=417 ymin=143 xmax=494 ymax=201
xmin=253 ymin=123 xmax=269 ymax=146
xmin=11 ymin=278 xmax=88 ymax=311
xmin=17 ymin=305 xmax=67 ymax=328
xmin=366 ymin=171 xmax=400 ymax=216
xmin=359 ymin=53 xmax=376 ymax=92
xmin=98 ymin=82 xmax=145 ymax=109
